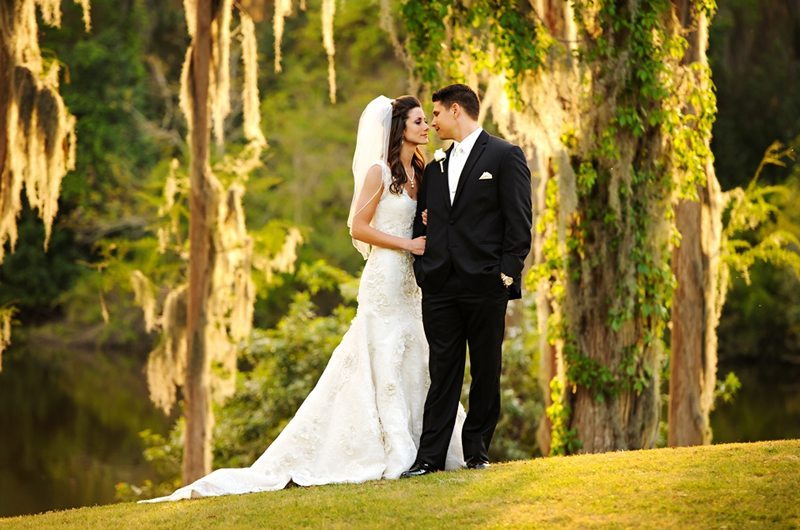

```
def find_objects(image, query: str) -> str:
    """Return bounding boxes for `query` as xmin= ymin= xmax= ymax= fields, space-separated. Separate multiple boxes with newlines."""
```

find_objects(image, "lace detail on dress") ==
xmin=357 ymin=161 xmax=419 ymax=320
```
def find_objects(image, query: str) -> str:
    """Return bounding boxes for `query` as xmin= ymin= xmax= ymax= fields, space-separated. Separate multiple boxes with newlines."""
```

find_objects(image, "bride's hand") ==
xmin=421 ymin=209 xmax=428 ymax=225
xmin=407 ymin=236 xmax=426 ymax=256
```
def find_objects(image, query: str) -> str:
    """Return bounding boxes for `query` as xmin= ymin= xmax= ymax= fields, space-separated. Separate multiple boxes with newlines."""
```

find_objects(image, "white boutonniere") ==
xmin=434 ymin=148 xmax=446 ymax=172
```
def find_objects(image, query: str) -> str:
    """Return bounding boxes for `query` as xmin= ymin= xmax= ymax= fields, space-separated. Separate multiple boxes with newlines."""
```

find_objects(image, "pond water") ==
xmin=711 ymin=359 xmax=800 ymax=443
xmin=0 ymin=343 xmax=170 ymax=517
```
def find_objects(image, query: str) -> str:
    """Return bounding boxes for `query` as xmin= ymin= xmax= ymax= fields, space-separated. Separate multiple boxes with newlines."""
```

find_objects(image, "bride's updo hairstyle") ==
xmin=387 ymin=95 xmax=426 ymax=195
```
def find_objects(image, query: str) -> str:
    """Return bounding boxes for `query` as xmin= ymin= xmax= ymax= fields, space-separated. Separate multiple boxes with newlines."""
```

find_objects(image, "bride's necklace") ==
xmin=404 ymin=165 xmax=415 ymax=189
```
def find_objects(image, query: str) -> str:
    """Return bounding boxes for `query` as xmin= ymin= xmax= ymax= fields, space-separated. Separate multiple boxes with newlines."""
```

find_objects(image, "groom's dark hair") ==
xmin=432 ymin=84 xmax=480 ymax=120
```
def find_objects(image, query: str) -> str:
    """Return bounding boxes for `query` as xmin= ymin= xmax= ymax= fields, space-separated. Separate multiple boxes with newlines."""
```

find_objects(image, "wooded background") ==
xmin=0 ymin=0 xmax=798 ymax=517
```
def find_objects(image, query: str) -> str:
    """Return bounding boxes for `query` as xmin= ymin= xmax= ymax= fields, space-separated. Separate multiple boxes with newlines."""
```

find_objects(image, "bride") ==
xmin=142 ymin=96 xmax=465 ymax=502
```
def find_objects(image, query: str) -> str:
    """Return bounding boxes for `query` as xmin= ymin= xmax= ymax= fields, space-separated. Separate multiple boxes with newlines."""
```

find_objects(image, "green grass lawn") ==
xmin=2 ymin=440 xmax=798 ymax=529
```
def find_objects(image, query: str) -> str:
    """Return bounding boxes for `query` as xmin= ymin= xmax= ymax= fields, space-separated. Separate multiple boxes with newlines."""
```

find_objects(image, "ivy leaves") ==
xmin=400 ymin=0 xmax=547 ymax=102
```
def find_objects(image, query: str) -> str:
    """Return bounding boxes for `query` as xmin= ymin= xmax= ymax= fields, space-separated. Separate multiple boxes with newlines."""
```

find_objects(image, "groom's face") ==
xmin=431 ymin=101 xmax=457 ymax=141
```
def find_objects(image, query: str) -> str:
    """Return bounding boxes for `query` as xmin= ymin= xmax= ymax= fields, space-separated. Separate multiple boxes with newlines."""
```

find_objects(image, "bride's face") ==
xmin=403 ymin=106 xmax=430 ymax=146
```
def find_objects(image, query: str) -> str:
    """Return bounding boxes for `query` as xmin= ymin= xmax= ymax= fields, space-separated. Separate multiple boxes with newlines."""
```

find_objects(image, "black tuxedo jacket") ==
xmin=413 ymin=131 xmax=532 ymax=299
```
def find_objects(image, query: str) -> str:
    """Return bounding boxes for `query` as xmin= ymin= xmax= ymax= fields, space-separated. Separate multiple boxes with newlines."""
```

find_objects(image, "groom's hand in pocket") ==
xmin=422 ymin=209 xmax=428 ymax=226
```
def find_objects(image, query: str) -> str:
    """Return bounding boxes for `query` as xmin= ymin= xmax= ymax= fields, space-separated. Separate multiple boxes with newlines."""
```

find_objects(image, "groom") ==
xmin=404 ymin=84 xmax=532 ymax=476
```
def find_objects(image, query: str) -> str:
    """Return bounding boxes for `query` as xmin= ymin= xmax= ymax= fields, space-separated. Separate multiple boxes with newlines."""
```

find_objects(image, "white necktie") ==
xmin=448 ymin=144 xmax=467 ymax=203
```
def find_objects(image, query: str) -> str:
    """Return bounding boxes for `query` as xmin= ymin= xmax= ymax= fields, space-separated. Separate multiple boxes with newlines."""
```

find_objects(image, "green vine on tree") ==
xmin=546 ymin=378 xmax=581 ymax=456
xmin=401 ymin=1 xmax=548 ymax=103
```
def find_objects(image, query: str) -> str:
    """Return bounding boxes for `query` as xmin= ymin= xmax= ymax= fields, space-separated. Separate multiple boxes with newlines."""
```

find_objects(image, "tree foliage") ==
xmin=721 ymin=143 xmax=800 ymax=286
xmin=708 ymin=1 xmax=800 ymax=366
xmin=0 ymin=0 xmax=90 ymax=365
xmin=714 ymin=142 xmax=800 ymax=362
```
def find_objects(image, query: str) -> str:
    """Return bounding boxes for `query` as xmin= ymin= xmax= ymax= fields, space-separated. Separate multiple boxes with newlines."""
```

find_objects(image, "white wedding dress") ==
xmin=142 ymin=162 xmax=464 ymax=502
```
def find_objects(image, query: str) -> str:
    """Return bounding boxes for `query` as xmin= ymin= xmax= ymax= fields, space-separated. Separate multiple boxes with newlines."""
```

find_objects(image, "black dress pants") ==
xmin=417 ymin=271 xmax=508 ymax=469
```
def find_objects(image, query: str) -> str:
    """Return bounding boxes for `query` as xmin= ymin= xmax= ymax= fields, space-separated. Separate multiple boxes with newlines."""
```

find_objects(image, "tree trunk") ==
xmin=483 ymin=0 xmax=578 ymax=457
xmin=184 ymin=0 xmax=215 ymax=483
xmin=0 ymin=12 xmax=10 ymax=223
xmin=512 ymin=1 xmax=666 ymax=454
xmin=142 ymin=0 xmax=262 ymax=482
xmin=670 ymin=172 xmax=722 ymax=446
xmin=0 ymin=20 xmax=11 ymax=369
xmin=669 ymin=3 xmax=722 ymax=446
xmin=483 ymin=1 xmax=707 ymax=454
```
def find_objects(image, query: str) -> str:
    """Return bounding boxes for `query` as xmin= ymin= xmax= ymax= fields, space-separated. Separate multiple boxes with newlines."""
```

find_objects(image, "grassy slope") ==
xmin=2 ymin=440 xmax=798 ymax=529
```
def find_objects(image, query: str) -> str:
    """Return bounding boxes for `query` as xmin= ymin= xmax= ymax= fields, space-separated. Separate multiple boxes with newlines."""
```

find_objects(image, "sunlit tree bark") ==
xmin=177 ymin=0 xmax=269 ymax=482
xmin=669 ymin=2 xmax=722 ymax=447
xmin=182 ymin=0 xmax=217 ymax=483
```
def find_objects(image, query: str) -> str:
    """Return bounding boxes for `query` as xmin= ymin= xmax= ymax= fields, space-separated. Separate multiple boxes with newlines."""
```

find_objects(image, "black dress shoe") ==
xmin=465 ymin=458 xmax=490 ymax=470
xmin=400 ymin=462 xmax=438 ymax=478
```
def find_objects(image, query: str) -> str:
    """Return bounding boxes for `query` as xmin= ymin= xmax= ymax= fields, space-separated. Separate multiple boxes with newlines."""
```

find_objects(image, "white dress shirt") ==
xmin=447 ymin=127 xmax=483 ymax=204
